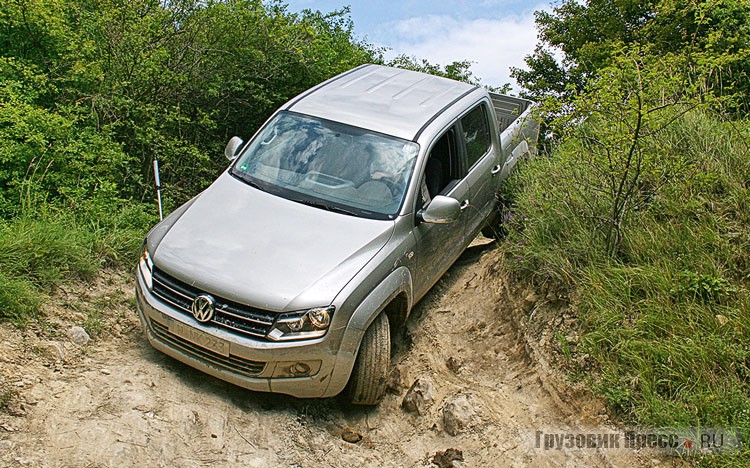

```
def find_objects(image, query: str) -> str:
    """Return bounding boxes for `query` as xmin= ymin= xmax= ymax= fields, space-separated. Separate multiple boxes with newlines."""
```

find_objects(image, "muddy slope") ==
xmin=0 ymin=244 xmax=663 ymax=467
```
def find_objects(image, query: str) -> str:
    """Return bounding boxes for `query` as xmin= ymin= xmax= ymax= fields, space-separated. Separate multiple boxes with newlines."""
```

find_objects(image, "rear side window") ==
xmin=461 ymin=104 xmax=491 ymax=169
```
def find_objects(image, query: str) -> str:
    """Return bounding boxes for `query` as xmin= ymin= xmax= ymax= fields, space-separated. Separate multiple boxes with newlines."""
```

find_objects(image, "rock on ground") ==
xmin=442 ymin=394 xmax=476 ymax=436
xmin=66 ymin=326 xmax=90 ymax=346
xmin=401 ymin=378 xmax=434 ymax=415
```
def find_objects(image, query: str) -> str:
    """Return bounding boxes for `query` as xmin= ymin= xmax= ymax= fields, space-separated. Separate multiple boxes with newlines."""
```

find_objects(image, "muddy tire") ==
xmin=346 ymin=313 xmax=390 ymax=405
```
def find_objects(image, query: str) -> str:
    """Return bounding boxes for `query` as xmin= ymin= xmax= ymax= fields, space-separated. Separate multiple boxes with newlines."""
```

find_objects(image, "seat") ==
xmin=424 ymin=158 xmax=443 ymax=197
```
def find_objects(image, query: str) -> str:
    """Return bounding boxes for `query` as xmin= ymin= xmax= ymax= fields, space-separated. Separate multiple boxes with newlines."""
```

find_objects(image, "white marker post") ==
xmin=153 ymin=156 xmax=163 ymax=220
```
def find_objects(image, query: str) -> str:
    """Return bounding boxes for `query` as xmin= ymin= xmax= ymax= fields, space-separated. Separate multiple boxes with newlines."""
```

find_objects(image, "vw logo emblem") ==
xmin=191 ymin=294 xmax=215 ymax=323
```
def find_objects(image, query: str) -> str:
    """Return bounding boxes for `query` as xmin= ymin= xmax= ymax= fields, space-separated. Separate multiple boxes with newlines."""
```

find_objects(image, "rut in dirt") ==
xmin=0 ymin=243 xmax=654 ymax=467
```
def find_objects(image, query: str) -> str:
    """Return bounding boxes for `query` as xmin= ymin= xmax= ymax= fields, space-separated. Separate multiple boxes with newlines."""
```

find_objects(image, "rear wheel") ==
xmin=345 ymin=313 xmax=390 ymax=405
xmin=481 ymin=223 xmax=507 ymax=240
xmin=481 ymin=197 xmax=511 ymax=239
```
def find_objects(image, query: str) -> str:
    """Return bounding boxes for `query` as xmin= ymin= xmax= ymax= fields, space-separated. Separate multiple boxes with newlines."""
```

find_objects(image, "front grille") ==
xmin=150 ymin=319 xmax=266 ymax=376
xmin=151 ymin=267 xmax=277 ymax=339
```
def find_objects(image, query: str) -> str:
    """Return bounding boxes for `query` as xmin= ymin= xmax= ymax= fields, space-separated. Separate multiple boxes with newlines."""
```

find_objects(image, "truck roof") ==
xmin=284 ymin=64 xmax=479 ymax=141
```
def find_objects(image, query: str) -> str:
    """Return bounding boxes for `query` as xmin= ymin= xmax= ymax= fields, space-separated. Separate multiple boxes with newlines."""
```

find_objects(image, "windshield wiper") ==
xmin=295 ymin=198 xmax=358 ymax=216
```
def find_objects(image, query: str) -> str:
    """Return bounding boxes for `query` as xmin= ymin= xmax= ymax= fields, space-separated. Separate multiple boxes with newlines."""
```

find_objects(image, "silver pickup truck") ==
xmin=135 ymin=64 xmax=538 ymax=405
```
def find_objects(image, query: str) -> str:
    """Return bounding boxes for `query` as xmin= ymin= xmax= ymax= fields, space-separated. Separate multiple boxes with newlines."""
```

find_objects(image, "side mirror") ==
xmin=225 ymin=136 xmax=244 ymax=161
xmin=417 ymin=195 xmax=461 ymax=224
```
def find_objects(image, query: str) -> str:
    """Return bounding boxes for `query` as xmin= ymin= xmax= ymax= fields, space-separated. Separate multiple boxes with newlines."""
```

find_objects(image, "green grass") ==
xmin=501 ymin=111 xmax=750 ymax=465
xmin=0 ymin=201 xmax=154 ymax=324
xmin=0 ymin=382 xmax=16 ymax=413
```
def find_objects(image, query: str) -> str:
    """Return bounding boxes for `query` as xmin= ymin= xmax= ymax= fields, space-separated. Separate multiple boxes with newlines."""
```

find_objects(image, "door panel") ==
xmin=460 ymin=103 xmax=497 ymax=239
xmin=412 ymin=124 xmax=468 ymax=299
xmin=462 ymin=151 xmax=496 ymax=239
xmin=413 ymin=179 xmax=471 ymax=300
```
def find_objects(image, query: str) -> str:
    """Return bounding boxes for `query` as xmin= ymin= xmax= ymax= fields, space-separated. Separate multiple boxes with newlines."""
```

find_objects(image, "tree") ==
xmin=0 ymin=0 xmax=384 ymax=210
xmin=385 ymin=55 xmax=480 ymax=85
xmin=512 ymin=0 xmax=750 ymax=113
xmin=551 ymin=47 xmax=704 ymax=258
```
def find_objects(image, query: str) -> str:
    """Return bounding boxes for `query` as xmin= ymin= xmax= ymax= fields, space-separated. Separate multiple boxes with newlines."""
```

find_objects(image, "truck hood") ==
xmin=152 ymin=172 xmax=394 ymax=311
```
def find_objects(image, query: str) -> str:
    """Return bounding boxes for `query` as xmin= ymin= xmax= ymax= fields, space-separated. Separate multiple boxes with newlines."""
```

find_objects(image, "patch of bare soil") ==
xmin=1 ymin=245 xmax=675 ymax=467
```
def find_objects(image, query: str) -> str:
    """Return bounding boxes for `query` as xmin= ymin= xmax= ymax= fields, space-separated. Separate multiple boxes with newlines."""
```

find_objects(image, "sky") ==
xmin=283 ymin=0 xmax=549 ymax=90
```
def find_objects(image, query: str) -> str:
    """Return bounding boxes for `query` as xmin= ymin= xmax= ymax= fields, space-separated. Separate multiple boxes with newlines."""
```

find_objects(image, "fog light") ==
xmin=271 ymin=360 xmax=322 ymax=378
xmin=291 ymin=362 xmax=311 ymax=376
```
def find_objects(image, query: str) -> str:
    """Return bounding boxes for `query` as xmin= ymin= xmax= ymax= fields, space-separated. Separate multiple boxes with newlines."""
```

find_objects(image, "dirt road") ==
xmin=0 ymin=243 xmax=664 ymax=467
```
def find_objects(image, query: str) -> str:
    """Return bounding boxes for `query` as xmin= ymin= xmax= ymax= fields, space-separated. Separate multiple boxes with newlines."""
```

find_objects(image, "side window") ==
xmin=419 ymin=127 xmax=460 ymax=208
xmin=461 ymin=104 xmax=491 ymax=169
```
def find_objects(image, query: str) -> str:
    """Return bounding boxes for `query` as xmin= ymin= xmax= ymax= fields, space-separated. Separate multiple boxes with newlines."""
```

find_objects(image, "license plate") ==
xmin=168 ymin=319 xmax=230 ymax=357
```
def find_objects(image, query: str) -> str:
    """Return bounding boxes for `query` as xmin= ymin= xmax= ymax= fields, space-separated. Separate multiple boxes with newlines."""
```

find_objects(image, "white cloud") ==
xmin=377 ymin=9 xmax=546 ymax=90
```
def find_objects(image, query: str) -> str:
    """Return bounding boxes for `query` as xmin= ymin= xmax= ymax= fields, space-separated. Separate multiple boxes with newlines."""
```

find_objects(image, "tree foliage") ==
xmin=550 ymin=48 xmax=706 ymax=258
xmin=505 ymin=1 xmax=750 ymax=454
xmin=0 ymin=0 xmax=484 ymax=323
xmin=511 ymin=0 xmax=749 ymax=256
xmin=0 ymin=0 xmax=380 ymax=214
xmin=512 ymin=0 xmax=750 ymax=112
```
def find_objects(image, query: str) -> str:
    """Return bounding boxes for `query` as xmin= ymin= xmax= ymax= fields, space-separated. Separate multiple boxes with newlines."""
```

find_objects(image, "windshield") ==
xmin=231 ymin=112 xmax=419 ymax=219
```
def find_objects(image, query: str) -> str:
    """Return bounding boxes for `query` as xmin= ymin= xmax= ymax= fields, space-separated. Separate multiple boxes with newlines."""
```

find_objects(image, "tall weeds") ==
xmin=503 ymin=110 xmax=749 ymax=461
xmin=0 ymin=202 xmax=154 ymax=324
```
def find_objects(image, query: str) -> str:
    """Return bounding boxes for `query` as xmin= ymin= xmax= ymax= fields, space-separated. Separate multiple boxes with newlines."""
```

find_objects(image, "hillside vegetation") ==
xmin=0 ymin=0 xmax=471 ymax=323
xmin=1 ymin=0 xmax=748 ymax=465
xmin=505 ymin=111 xmax=749 ymax=465
xmin=504 ymin=1 xmax=749 ymax=465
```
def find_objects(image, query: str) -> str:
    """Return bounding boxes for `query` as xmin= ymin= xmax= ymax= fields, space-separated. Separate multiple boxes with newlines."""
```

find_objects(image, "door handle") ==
xmin=490 ymin=164 xmax=502 ymax=175
xmin=460 ymin=199 xmax=470 ymax=211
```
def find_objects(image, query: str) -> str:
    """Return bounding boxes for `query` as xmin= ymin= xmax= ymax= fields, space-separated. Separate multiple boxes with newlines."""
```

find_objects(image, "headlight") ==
xmin=138 ymin=240 xmax=154 ymax=290
xmin=267 ymin=306 xmax=335 ymax=341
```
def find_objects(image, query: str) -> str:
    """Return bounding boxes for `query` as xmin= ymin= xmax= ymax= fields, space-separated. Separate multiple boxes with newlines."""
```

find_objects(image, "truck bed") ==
xmin=490 ymin=92 xmax=539 ymax=178
xmin=489 ymin=92 xmax=534 ymax=133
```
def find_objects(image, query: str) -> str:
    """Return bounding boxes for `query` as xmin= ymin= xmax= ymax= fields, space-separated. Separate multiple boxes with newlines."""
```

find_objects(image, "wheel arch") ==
xmin=323 ymin=266 xmax=413 ymax=397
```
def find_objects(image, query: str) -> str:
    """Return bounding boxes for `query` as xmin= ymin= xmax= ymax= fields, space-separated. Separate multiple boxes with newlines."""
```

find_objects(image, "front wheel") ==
xmin=345 ymin=313 xmax=390 ymax=405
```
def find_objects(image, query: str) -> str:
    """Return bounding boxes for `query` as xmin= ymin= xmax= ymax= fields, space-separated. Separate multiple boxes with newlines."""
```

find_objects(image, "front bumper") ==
xmin=134 ymin=271 xmax=357 ymax=398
